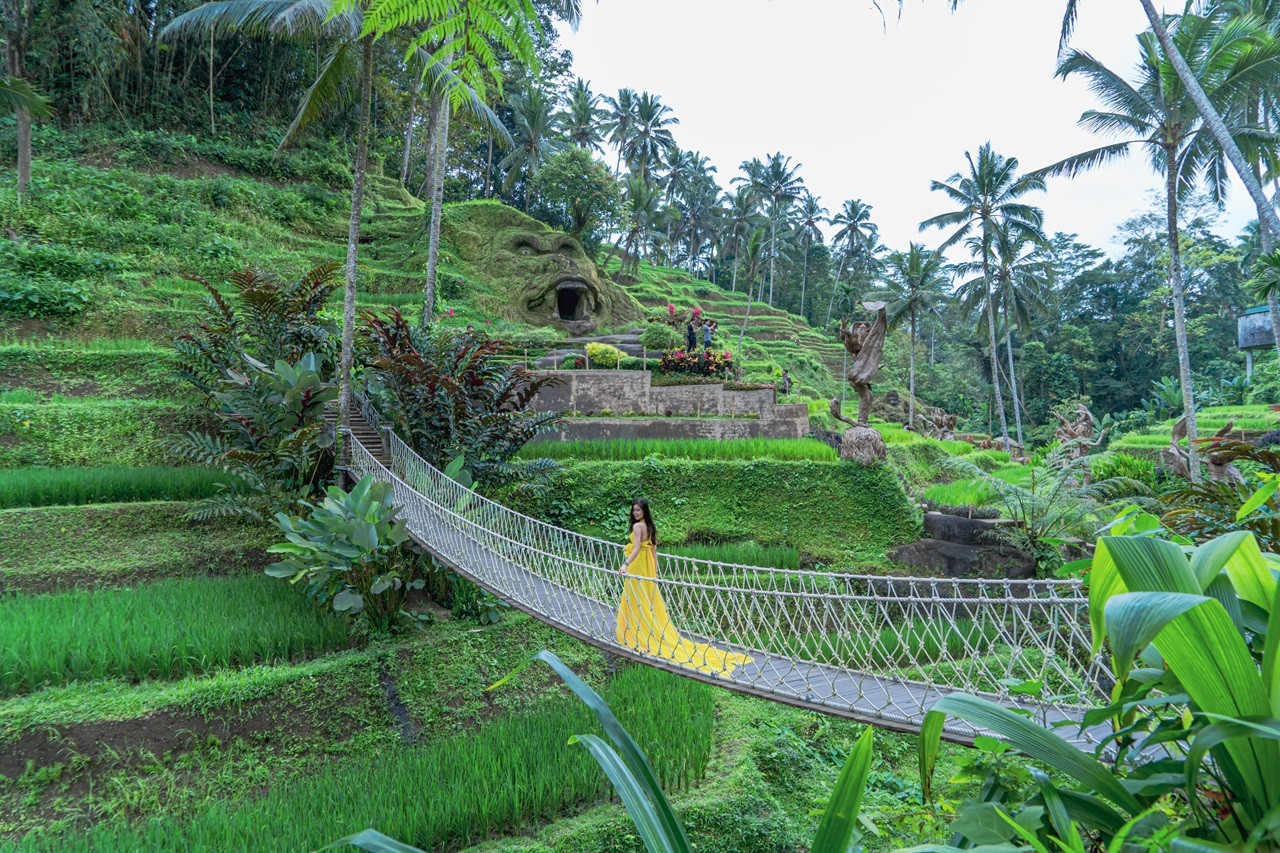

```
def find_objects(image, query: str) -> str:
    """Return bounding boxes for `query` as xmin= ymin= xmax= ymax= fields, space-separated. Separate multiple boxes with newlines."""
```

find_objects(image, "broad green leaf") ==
xmin=1186 ymin=716 xmax=1280 ymax=812
xmin=1103 ymin=592 xmax=1208 ymax=679
xmin=489 ymin=651 xmax=692 ymax=853
xmin=810 ymin=726 xmax=874 ymax=853
xmin=324 ymin=828 xmax=426 ymax=852
xmin=1265 ymin=582 xmax=1280 ymax=712
xmin=1102 ymin=536 xmax=1199 ymax=595
xmin=1032 ymin=769 xmax=1082 ymax=852
xmin=1190 ymin=530 xmax=1252 ymax=590
xmin=1218 ymin=532 xmax=1278 ymax=614
xmin=926 ymin=695 xmax=1141 ymax=814
xmin=1089 ymin=539 xmax=1128 ymax=656
xmin=997 ymin=808 xmax=1053 ymax=853
xmin=919 ymin=710 xmax=944 ymax=803
xmin=951 ymin=802 xmax=1017 ymax=845
xmin=571 ymin=734 xmax=678 ymax=853
xmin=1147 ymin=597 xmax=1280 ymax=810
xmin=1237 ymin=480 xmax=1279 ymax=521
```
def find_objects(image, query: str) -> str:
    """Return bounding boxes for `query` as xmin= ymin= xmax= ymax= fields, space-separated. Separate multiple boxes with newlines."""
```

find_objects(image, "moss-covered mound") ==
xmin=507 ymin=458 xmax=921 ymax=565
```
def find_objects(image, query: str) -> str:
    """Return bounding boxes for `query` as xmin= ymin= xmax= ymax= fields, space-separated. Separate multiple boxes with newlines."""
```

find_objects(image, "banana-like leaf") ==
xmin=810 ymin=726 xmax=874 ymax=853
xmin=1103 ymin=591 xmax=1208 ymax=679
xmin=1186 ymin=715 xmax=1280 ymax=821
xmin=324 ymin=827 xmax=427 ymax=851
xmin=279 ymin=40 xmax=358 ymax=152
xmin=488 ymin=651 xmax=692 ymax=852
xmin=570 ymin=734 xmax=678 ymax=853
xmin=1218 ymin=532 xmax=1278 ymax=615
xmin=924 ymin=695 xmax=1141 ymax=814
xmin=1089 ymin=538 xmax=1129 ymax=656
xmin=919 ymin=709 xmax=945 ymax=803
xmin=1266 ymin=583 xmax=1280 ymax=711
xmin=1032 ymin=769 xmax=1082 ymax=851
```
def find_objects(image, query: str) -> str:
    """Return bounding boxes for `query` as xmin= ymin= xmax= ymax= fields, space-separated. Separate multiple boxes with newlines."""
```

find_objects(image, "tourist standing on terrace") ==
xmin=685 ymin=319 xmax=697 ymax=352
xmin=702 ymin=320 xmax=713 ymax=349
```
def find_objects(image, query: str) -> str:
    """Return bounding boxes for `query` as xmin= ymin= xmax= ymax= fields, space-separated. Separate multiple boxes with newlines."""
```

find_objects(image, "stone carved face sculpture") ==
xmin=502 ymin=230 xmax=603 ymax=334
xmin=443 ymin=203 xmax=643 ymax=335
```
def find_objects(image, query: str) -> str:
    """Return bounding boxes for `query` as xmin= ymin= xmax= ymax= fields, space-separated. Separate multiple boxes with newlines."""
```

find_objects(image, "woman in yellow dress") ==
xmin=615 ymin=499 xmax=752 ymax=677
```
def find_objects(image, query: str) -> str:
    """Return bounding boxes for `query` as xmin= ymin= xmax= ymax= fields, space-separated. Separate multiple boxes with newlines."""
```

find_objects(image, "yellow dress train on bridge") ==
xmin=615 ymin=532 xmax=753 ymax=677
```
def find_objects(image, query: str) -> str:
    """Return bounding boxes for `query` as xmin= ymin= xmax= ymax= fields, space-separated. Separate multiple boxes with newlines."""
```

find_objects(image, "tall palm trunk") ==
xmin=908 ymin=307 xmax=917 ymax=430
xmin=422 ymin=91 xmax=450 ymax=324
xmin=982 ymin=252 xmax=1011 ymax=452
xmin=799 ymin=237 xmax=809 ymax=321
xmin=827 ymin=252 xmax=848 ymax=326
xmin=768 ymin=210 xmax=777 ymax=306
xmin=1003 ymin=323 xmax=1024 ymax=450
xmin=340 ymin=33 xmax=374 ymax=470
xmin=738 ymin=271 xmax=755 ymax=355
xmin=1140 ymin=0 xmax=1280 ymax=239
xmin=730 ymin=236 xmax=739 ymax=293
xmin=399 ymin=81 xmax=420 ymax=186
xmin=1164 ymin=156 xmax=1199 ymax=481
xmin=484 ymin=132 xmax=494 ymax=198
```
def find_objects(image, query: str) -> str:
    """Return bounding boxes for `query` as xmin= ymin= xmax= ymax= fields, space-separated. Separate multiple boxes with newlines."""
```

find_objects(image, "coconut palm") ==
xmin=559 ymin=77 xmax=606 ymax=152
xmin=616 ymin=174 xmax=664 ymax=275
xmin=737 ymin=229 xmax=768 ymax=354
xmin=724 ymin=186 xmax=761 ymax=295
xmin=624 ymin=92 xmax=678 ymax=181
xmin=871 ymin=244 xmax=948 ymax=429
xmin=921 ymin=143 xmax=1045 ymax=453
xmin=737 ymin=153 xmax=803 ymax=308
xmin=956 ymin=230 xmax=1051 ymax=449
xmin=828 ymin=198 xmax=877 ymax=325
xmin=1056 ymin=0 xmax=1280 ymax=245
xmin=601 ymin=87 xmax=637 ymax=175
xmin=795 ymin=191 xmax=828 ymax=323
xmin=1037 ymin=19 xmax=1274 ymax=478
xmin=499 ymin=86 xmax=565 ymax=213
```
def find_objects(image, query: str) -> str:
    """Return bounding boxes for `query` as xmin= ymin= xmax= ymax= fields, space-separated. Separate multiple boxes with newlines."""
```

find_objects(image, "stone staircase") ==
xmin=323 ymin=401 xmax=390 ymax=467
xmin=889 ymin=512 xmax=1034 ymax=580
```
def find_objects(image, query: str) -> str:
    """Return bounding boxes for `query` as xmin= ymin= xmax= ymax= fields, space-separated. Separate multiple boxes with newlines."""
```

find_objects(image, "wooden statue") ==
xmin=1161 ymin=416 xmax=1245 ymax=484
xmin=831 ymin=302 xmax=889 ymax=464
xmin=1053 ymin=404 xmax=1108 ymax=462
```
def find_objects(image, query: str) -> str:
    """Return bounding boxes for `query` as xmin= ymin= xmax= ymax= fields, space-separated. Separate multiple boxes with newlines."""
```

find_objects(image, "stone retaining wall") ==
xmin=532 ymin=370 xmax=809 ymax=441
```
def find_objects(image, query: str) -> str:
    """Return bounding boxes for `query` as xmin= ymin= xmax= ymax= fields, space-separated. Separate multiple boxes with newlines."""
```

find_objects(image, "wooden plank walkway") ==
xmin=342 ymin=416 xmax=1112 ymax=750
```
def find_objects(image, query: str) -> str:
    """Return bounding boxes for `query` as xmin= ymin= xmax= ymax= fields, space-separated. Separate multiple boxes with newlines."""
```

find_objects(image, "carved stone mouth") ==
xmin=556 ymin=278 xmax=589 ymax=292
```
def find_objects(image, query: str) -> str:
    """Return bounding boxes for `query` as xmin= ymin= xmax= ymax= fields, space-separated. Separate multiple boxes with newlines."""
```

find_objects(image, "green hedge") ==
xmin=506 ymin=459 xmax=920 ymax=560
xmin=0 ymin=401 xmax=207 ymax=467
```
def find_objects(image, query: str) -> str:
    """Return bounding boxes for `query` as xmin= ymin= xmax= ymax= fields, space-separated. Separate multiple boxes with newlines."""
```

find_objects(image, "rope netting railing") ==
xmin=345 ymin=396 xmax=1115 ymax=742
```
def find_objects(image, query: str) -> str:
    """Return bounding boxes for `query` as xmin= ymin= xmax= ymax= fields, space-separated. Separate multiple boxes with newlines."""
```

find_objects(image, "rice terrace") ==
xmin=2 ymin=1 xmax=1280 ymax=851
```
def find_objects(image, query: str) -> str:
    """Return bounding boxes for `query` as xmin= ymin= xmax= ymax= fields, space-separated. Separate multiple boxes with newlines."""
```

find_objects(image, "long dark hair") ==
xmin=630 ymin=498 xmax=656 ymax=546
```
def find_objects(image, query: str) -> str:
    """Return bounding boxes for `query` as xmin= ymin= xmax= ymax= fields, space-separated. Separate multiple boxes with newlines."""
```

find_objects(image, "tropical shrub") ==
xmin=1163 ymin=437 xmax=1280 ymax=550
xmin=0 ymin=271 xmax=90 ymax=317
xmin=640 ymin=322 xmax=682 ymax=352
xmin=917 ymin=530 xmax=1280 ymax=850
xmin=658 ymin=348 xmax=734 ymax=377
xmin=172 ymin=263 xmax=341 ymax=395
xmin=585 ymin=341 xmax=624 ymax=367
xmin=266 ymin=474 xmax=419 ymax=633
xmin=167 ymin=352 xmax=337 ymax=520
xmin=361 ymin=309 xmax=565 ymax=489
xmin=1088 ymin=451 xmax=1157 ymax=491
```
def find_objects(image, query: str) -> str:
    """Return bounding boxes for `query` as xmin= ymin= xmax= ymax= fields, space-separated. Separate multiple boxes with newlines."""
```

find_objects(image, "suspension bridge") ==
xmin=339 ymin=396 xmax=1115 ymax=749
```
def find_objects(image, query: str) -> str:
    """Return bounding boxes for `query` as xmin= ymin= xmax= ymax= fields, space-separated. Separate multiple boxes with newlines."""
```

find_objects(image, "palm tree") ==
xmin=738 ymin=153 xmax=803 ymax=307
xmin=1036 ymin=20 xmax=1271 ymax=478
xmin=616 ymin=174 xmax=664 ymax=275
xmin=957 ymin=230 xmax=1051 ymax=449
xmin=624 ymin=92 xmax=678 ymax=180
xmin=0 ymin=76 xmax=50 ymax=191
xmin=724 ymin=186 xmax=759 ymax=294
xmin=560 ymin=77 xmax=605 ymax=152
xmin=737 ymin=229 xmax=767 ymax=355
xmin=872 ymin=244 xmax=948 ymax=429
xmin=795 ymin=191 xmax=828 ymax=323
xmin=499 ymin=86 xmax=564 ymax=213
xmin=1057 ymin=0 xmax=1280 ymax=243
xmin=601 ymin=87 xmax=637 ymax=175
xmin=829 ymin=199 xmax=877 ymax=325
xmin=921 ymin=143 xmax=1045 ymax=453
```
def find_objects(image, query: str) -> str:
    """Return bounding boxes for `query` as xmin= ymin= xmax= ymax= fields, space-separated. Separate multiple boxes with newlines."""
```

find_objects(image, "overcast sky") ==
xmin=556 ymin=0 xmax=1257 ymax=258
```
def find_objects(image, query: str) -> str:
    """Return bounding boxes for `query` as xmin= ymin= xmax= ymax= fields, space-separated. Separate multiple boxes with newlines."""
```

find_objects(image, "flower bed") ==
xmin=658 ymin=348 xmax=734 ymax=377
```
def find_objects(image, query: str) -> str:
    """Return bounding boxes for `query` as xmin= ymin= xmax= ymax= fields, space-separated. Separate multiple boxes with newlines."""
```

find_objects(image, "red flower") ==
xmin=692 ymin=306 xmax=702 ymax=317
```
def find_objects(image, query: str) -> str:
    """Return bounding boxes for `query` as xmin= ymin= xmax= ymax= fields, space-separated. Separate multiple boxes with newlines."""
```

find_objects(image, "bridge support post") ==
xmin=380 ymin=425 xmax=393 ymax=465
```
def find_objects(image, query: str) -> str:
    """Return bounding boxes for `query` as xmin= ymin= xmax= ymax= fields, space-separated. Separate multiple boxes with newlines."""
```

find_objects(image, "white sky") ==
xmin=557 ymin=0 xmax=1257 ymax=258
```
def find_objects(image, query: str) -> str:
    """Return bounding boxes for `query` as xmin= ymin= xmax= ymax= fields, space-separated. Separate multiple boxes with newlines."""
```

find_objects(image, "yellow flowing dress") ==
xmin=615 ymin=530 xmax=753 ymax=677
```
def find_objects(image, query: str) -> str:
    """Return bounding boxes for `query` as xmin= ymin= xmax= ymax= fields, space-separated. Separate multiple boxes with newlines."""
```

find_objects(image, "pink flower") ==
xmin=448 ymin=308 xmax=455 ymax=317
xmin=667 ymin=304 xmax=676 ymax=316
xmin=723 ymin=351 xmax=731 ymax=358
xmin=692 ymin=306 xmax=702 ymax=317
